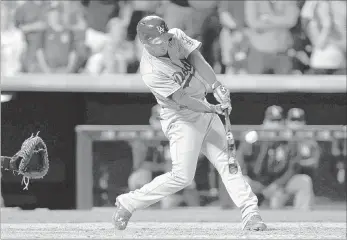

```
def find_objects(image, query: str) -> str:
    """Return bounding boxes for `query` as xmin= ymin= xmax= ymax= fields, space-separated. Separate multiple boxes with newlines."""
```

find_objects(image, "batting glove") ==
xmin=212 ymin=81 xmax=230 ymax=104
xmin=211 ymin=102 xmax=232 ymax=115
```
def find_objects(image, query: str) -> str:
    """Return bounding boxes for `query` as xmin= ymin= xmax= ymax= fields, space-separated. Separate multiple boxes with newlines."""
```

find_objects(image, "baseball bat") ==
xmin=224 ymin=110 xmax=238 ymax=174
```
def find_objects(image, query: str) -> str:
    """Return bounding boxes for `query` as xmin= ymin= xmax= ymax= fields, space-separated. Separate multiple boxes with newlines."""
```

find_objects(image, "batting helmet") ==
xmin=287 ymin=108 xmax=306 ymax=123
xmin=136 ymin=15 xmax=172 ymax=45
xmin=264 ymin=105 xmax=284 ymax=122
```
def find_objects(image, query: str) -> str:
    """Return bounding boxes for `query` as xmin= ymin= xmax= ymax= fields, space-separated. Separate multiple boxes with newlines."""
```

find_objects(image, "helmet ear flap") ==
xmin=163 ymin=22 xmax=169 ymax=32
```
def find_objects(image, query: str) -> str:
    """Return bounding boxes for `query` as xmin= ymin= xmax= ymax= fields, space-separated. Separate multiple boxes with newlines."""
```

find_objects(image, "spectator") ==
xmin=237 ymin=105 xmax=315 ymax=210
xmin=84 ymin=3 xmax=136 ymax=74
xmin=104 ymin=15 xmax=136 ymax=74
xmin=162 ymin=0 xmax=216 ymax=40
xmin=161 ymin=1 xmax=221 ymax=69
xmin=285 ymin=108 xmax=321 ymax=178
xmin=218 ymin=0 xmax=248 ymax=74
xmin=244 ymin=0 xmax=299 ymax=74
xmin=14 ymin=0 xmax=48 ymax=73
xmin=162 ymin=0 xmax=195 ymax=37
xmin=1 ymin=2 xmax=26 ymax=76
xmin=35 ymin=5 xmax=79 ymax=73
xmin=126 ymin=0 xmax=161 ymax=42
xmin=193 ymin=1 xmax=222 ymax=72
xmin=83 ymin=0 xmax=121 ymax=33
xmin=84 ymin=28 xmax=109 ymax=66
xmin=331 ymin=134 xmax=346 ymax=186
xmin=301 ymin=0 xmax=346 ymax=75
xmin=62 ymin=1 xmax=90 ymax=73
xmin=82 ymin=0 xmax=115 ymax=57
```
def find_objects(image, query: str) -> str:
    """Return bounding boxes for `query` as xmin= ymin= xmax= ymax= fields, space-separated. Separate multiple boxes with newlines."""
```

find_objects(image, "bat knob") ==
xmin=226 ymin=132 xmax=234 ymax=140
xmin=229 ymin=163 xmax=238 ymax=174
xmin=228 ymin=156 xmax=238 ymax=174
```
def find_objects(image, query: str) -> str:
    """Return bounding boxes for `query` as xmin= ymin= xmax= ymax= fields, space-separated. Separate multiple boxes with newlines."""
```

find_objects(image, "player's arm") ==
xmin=170 ymin=88 xmax=222 ymax=113
xmin=187 ymin=49 xmax=219 ymax=90
xmin=302 ymin=1 xmax=331 ymax=49
xmin=14 ymin=7 xmax=46 ymax=33
xmin=143 ymin=74 xmax=226 ymax=114
xmin=175 ymin=28 xmax=230 ymax=104
xmin=187 ymin=48 xmax=230 ymax=105
xmin=66 ymin=32 xmax=79 ymax=73
xmin=36 ymin=32 xmax=52 ymax=73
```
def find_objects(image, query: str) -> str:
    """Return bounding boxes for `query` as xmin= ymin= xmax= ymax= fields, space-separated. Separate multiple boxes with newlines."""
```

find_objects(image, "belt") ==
xmin=161 ymin=96 xmax=207 ymax=110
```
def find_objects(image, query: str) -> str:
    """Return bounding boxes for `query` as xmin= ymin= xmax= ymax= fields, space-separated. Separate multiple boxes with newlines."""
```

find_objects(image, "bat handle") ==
xmin=223 ymin=110 xmax=238 ymax=174
xmin=224 ymin=110 xmax=231 ymax=126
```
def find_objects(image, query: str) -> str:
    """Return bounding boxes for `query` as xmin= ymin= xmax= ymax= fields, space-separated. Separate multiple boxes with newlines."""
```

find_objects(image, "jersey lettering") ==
xmin=171 ymin=59 xmax=195 ymax=89
xmin=181 ymin=35 xmax=194 ymax=46
xmin=157 ymin=26 xmax=165 ymax=34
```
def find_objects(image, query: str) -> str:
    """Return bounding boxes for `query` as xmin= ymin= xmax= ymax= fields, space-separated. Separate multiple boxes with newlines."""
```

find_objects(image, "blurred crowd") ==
xmin=1 ymin=0 xmax=346 ymax=77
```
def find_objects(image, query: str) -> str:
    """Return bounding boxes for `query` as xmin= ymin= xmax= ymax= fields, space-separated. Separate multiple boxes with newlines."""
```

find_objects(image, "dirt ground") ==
xmin=1 ymin=207 xmax=346 ymax=239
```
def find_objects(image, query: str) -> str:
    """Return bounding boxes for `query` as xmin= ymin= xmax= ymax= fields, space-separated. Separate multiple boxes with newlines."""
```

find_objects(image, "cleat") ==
xmin=243 ymin=214 xmax=267 ymax=231
xmin=112 ymin=198 xmax=132 ymax=230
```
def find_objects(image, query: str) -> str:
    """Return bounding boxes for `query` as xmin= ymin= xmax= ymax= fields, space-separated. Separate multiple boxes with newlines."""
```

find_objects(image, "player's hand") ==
xmin=211 ymin=102 xmax=232 ymax=115
xmin=213 ymin=83 xmax=230 ymax=104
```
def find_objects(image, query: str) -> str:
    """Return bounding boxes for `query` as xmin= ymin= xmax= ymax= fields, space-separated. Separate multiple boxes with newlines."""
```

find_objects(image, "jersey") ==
xmin=287 ymin=139 xmax=320 ymax=177
xmin=239 ymin=138 xmax=291 ymax=186
xmin=139 ymin=28 xmax=210 ymax=126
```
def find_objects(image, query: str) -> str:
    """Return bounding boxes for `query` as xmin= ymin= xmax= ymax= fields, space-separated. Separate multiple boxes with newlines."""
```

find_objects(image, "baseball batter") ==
xmin=113 ymin=16 xmax=267 ymax=231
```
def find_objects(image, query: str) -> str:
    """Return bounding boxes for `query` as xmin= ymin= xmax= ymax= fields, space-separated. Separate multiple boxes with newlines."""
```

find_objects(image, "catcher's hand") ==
xmin=1 ymin=132 xmax=49 ymax=190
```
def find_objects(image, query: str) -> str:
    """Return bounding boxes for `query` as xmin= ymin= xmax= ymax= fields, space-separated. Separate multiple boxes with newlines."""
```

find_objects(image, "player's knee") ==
xmin=171 ymin=171 xmax=194 ymax=188
xmin=243 ymin=176 xmax=252 ymax=185
xmin=269 ymin=189 xmax=287 ymax=209
xmin=296 ymin=174 xmax=313 ymax=192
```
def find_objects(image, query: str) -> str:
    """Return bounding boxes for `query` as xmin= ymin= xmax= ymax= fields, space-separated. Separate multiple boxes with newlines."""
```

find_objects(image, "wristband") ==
xmin=211 ymin=81 xmax=221 ymax=91
xmin=208 ymin=103 xmax=217 ymax=113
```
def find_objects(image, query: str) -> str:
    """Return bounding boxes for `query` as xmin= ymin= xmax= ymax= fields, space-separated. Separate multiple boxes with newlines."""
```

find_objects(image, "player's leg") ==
xmin=114 ymin=120 xmax=206 ymax=229
xmin=269 ymin=187 xmax=290 ymax=209
xmin=283 ymin=174 xmax=314 ymax=210
xmin=200 ymin=114 xmax=266 ymax=230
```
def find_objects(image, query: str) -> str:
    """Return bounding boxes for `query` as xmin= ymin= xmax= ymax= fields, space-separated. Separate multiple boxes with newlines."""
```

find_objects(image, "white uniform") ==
xmin=118 ymin=28 xmax=259 ymax=224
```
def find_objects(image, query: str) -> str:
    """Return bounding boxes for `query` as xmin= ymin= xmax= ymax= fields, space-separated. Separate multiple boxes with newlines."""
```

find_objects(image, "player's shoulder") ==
xmin=169 ymin=28 xmax=186 ymax=39
xmin=169 ymin=28 xmax=197 ymax=49
xmin=140 ymin=49 xmax=170 ymax=77
xmin=140 ymin=52 xmax=167 ymax=84
xmin=140 ymin=50 xmax=154 ymax=75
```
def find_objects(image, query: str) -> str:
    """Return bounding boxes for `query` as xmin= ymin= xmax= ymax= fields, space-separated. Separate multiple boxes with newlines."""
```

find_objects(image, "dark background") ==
xmin=1 ymin=92 xmax=346 ymax=209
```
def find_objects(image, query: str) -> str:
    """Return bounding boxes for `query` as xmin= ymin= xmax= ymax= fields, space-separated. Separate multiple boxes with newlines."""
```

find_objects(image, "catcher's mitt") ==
xmin=1 ymin=132 xmax=49 ymax=190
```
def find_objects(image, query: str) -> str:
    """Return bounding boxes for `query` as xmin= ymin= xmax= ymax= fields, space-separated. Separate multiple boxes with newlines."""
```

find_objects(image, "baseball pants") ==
xmin=118 ymin=112 xmax=259 ymax=220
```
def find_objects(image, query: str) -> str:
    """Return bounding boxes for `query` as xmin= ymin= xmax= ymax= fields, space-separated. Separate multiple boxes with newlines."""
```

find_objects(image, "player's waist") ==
xmin=161 ymin=96 xmax=207 ymax=111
